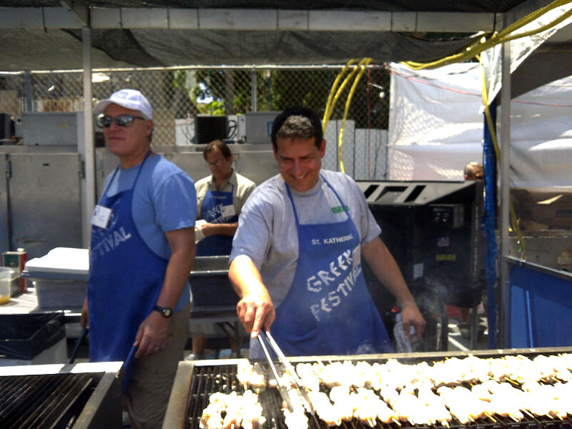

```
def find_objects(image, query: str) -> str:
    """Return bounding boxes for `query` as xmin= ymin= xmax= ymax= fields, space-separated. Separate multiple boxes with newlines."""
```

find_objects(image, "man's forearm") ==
xmin=229 ymin=255 xmax=275 ymax=336
xmin=202 ymin=222 xmax=238 ymax=237
xmin=228 ymin=255 xmax=264 ymax=298
xmin=156 ymin=249 xmax=195 ymax=308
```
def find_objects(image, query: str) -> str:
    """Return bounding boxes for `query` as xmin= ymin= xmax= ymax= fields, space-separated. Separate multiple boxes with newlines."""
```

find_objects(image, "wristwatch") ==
xmin=154 ymin=305 xmax=173 ymax=318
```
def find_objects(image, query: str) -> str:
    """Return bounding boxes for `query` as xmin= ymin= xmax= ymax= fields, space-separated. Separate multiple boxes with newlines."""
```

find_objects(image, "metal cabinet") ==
xmin=4 ymin=152 xmax=82 ymax=259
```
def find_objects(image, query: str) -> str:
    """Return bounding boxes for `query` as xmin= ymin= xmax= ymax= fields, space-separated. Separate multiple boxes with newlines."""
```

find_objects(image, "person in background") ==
xmin=191 ymin=139 xmax=256 ymax=359
xmin=81 ymin=89 xmax=196 ymax=429
xmin=194 ymin=140 xmax=256 ymax=256
xmin=228 ymin=106 xmax=426 ymax=358
xmin=465 ymin=161 xmax=484 ymax=181
xmin=457 ymin=161 xmax=486 ymax=340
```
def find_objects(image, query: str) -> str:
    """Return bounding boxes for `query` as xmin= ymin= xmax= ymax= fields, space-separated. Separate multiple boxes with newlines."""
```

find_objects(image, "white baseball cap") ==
xmin=94 ymin=89 xmax=153 ymax=120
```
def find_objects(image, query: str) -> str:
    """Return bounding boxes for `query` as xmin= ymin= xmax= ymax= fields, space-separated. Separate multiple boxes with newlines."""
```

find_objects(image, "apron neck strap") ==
xmin=104 ymin=150 xmax=153 ymax=195
xmin=286 ymin=173 xmax=348 ymax=226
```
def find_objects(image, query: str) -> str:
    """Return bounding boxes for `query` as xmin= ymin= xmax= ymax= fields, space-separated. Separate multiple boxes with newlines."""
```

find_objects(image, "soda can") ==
xmin=2 ymin=248 xmax=28 ymax=294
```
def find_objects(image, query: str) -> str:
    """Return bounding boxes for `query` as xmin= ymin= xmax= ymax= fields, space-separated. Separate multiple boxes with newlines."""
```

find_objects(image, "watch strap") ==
xmin=154 ymin=305 xmax=173 ymax=318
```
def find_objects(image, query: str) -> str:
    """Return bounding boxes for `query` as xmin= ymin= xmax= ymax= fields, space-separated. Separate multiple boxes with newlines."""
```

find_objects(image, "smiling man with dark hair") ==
xmin=228 ymin=106 xmax=425 ymax=358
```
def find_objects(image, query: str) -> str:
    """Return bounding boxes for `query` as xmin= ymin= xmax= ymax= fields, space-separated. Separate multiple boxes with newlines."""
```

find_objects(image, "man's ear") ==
xmin=145 ymin=119 xmax=154 ymax=137
xmin=319 ymin=139 xmax=326 ymax=158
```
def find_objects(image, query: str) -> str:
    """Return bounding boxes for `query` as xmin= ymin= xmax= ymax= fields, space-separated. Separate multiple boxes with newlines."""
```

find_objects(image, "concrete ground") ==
xmin=445 ymin=304 xmax=490 ymax=352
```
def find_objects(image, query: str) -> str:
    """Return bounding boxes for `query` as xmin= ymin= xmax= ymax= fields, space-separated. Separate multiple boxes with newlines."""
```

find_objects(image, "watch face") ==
xmin=156 ymin=306 xmax=173 ymax=318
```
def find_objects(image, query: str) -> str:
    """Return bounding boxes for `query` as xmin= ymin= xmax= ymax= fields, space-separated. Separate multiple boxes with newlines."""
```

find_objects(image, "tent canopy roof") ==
xmin=1 ymin=0 xmax=570 ymax=72
xmin=0 ymin=1 xmax=538 ymax=13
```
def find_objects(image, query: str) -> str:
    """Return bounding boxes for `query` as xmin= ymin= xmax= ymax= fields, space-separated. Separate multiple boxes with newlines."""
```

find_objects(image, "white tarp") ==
xmin=388 ymin=62 xmax=572 ymax=188
xmin=483 ymin=2 xmax=572 ymax=103
xmin=388 ymin=62 xmax=484 ymax=181
xmin=508 ymin=79 xmax=572 ymax=188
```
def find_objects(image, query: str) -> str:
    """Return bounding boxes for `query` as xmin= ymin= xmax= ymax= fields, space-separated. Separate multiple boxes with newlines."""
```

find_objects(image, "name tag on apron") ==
xmin=91 ymin=205 xmax=112 ymax=229
xmin=221 ymin=204 xmax=236 ymax=218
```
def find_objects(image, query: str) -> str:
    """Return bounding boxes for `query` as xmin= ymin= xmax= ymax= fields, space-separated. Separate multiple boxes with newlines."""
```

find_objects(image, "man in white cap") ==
xmin=81 ymin=89 xmax=196 ymax=428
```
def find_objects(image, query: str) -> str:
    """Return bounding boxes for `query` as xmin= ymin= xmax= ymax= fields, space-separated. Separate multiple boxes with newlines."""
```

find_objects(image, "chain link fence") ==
xmin=0 ymin=65 xmax=390 ymax=180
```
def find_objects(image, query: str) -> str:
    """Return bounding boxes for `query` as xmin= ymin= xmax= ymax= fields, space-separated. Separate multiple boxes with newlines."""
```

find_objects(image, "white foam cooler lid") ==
xmin=24 ymin=247 xmax=89 ymax=278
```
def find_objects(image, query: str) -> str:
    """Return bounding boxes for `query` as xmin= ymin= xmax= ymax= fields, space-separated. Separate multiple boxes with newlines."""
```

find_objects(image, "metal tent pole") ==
xmin=498 ymin=40 xmax=512 ymax=349
xmin=483 ymin=99 xmax=498 ymax=350
xmin=81 ymin=27 xmax=96 ymax=249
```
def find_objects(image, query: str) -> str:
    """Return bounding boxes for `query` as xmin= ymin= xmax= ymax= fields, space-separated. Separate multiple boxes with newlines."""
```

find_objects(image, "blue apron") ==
xmin=196 ymin=185 xmax=238 ymax=256
xmin=271 ymin=175 xmax=392 ymax=356
xmin=88 ymin=151 xmax=167 ymax=390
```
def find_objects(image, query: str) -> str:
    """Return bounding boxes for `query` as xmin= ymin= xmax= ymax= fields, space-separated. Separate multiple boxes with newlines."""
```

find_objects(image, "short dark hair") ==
xmin=203 ymin=139 xmax=232 ymax=160
xmin=464 ymin=161 xmax=483 ymax=179
xmin=271 ymin=106 xmax=323 ymax=151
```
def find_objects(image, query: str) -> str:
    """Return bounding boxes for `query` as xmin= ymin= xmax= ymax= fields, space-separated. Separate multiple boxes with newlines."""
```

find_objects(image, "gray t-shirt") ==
xmin=230 ymin=169 xmax=381 ymax=308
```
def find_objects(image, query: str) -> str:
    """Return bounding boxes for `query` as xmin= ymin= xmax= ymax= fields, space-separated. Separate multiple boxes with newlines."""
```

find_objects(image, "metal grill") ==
xmin=187 ymin=364 xmax=568 ymax=429
xmin=0 ymin=362 xmax=123 ymax=429
xmin=176 ymin=348 xmax=572 ymax=429
xmin=0 ymin=373 xmax=95 ymax=429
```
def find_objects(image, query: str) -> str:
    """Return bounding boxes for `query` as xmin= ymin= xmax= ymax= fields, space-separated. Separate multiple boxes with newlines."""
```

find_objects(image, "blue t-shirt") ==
xmin=100 ymin=154 xmax=196 ymax=311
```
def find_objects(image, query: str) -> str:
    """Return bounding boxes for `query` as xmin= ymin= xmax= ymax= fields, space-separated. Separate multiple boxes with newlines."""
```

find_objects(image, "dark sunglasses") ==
xmin=98 ymin=114 xmax=146 ymax=128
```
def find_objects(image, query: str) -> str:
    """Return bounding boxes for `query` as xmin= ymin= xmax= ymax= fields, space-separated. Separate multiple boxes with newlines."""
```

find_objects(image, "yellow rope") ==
xmin=403 ymin=0 xmax=572 ymax=70
xmin=322 ymin=59 xmax=358 ymax=131
xmin=337 ymin=59 xmax=372 ymax=173
xmin=323 ymin=58 xmax=372 ymax=173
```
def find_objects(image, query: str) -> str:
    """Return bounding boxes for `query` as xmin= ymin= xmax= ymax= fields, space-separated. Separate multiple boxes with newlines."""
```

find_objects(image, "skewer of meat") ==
xmin=388 ymin=385 xmax=450 ymax=426
xmin=328 ymin=385 xmax=356 ymax=422
xmin=532 ymin=354 xmax=572 ymax=382
xmin=267 ymin=365 xmax=296 ymax=390
xmin=313 ymin=360 xmax=360 ymax=388
xmin=416 ymin=384 xmax=454 ymax=425
xmin=282 ymin=388 xmax=309 ymax=429
xmin=307 ymin=390 xmax=344 ymax=426
xmin=351 ymin=387 xmax=400 ymax=426
xmin=295 ymin=362 xmax=321 ymax=392
xmin=429 ymin=355 xmax=492 ymax=386
xmin=199 ymin=391 xmax=266 ymax=429
xmin=437 ymin=385 xmax=492 ymax=423
xmin=236 ymin=362 xmax=267 ymax=391
xmin=520 ymin=381 xmax=570 ymax=419
xmin=475 ymin=380 xmax=524 ymax=421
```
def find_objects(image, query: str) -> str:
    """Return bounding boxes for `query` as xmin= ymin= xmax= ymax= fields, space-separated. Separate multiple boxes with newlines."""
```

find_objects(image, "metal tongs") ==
xmin=257 ymin=330 xmax=318 ymax=422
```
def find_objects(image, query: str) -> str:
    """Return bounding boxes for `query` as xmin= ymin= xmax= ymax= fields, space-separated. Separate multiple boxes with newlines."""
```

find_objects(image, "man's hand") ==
xmin=133 ymin=311 xmax=170 ymax=358
xmin=80 ymin=298 xmax=89 ymax=329
xmin=236 ymin=288 xmax=275 ymax=339
xmin=199 ymin=221 xmax=213 ymax=238
xmin=400 ymin=301 xmax=426 ymax=340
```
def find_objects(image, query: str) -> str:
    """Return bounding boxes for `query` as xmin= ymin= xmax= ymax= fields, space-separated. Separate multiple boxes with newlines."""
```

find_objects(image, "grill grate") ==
xmin=185 ymin=363 xmax=572 ymax=429
xmin=0 ymin=373 xmax=96 ymax=429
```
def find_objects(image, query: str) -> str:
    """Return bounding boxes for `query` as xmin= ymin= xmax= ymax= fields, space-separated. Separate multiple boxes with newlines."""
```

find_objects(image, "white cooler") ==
xmin=23 ymin=247 xmax=89 ymax=311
